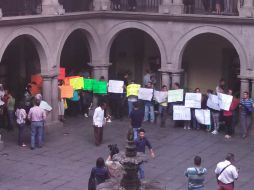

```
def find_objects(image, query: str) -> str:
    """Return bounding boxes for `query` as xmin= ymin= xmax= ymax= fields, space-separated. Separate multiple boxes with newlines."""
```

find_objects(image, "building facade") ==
xmin=0 ymin=0 xmax=254 ymax=124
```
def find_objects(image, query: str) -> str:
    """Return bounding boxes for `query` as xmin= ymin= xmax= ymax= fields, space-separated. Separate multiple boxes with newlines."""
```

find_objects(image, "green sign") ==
xmin=93 ymin=80 xmax=107 ymax=94
xmin=83 ymin=78 xmax=95 ymax=91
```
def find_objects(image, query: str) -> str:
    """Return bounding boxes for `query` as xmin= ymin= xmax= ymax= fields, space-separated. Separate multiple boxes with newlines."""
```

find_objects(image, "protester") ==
xmin=143 ymin=82 xmax=155 ymax=123
xmin=215 ymin=153 xmax=239 ymax=190
xmin=69 ymin=90 xmax=80 ymax=116
xmin=143 ymin=69 xmax=151 ymax=87
xmin=81 ymin=90 xmax=93 ymax=118
xmin=28 ymin=98 xmax=46 ymax=150
xmin=185 ymin=156 xmax=207 ymax=190
xmin=135 ymin=128 xmax=155 ymax=179
xmin=223 ymin=89 xmax=239 ymax=139
xmin=159 ymin=85 xmax=168 ymax=127
xmin=203 ymin=89 xmax=213 ymax=132
xmin=15 ymin=102 xmax=27 ymax=147
xmin=5 ymin=90 xmax=15 ymax=131
xmin=216 ymin=78 xmax=225 ymax=94
xmin=93 ymin=102 xmax=106 ymax=146
xmin=127 ymin=80 xmax=138 ymax=115
xmin=23 ymin=84 xmax=32 ymax=113
xmin=88 ymin=157 xmax=110 ymax=190
xmin=58 ymin=80 xmax=65 ymax=122
xmin=129 ymin=102 xmax=144 ymax=140
xmin=239 ymin=91 xmax=253 ymax=139
xmin=191 ymin=88 xmax=201 ymax=130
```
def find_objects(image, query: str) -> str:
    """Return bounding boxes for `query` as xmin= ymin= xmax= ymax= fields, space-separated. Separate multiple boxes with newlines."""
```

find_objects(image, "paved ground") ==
xmin=0 ymin=115 xmax=254 ymax=190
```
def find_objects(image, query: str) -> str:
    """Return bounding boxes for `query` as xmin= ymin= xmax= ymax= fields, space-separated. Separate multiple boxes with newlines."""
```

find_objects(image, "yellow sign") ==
xmin=127 ymin=84 xmax=140 ymax=97
xmin=69 ymin=77 xmax=84 ymax=90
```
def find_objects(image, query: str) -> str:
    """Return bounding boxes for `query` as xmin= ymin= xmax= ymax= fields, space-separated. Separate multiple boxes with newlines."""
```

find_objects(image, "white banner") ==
xmin=195 ymin=109 xmax=211 ymax=125
xmin=108 ymin=80 xmax=124 ymax=93
xmin=207 ymin=94 xmax=220 ymax=111
xmin=218 ymin=93 xmax=233 ymax=111
xmin=154 ymin=91 xmax=168 ymax=103
xmin=173 ymin=105 xmax=191 ymax=121
xmin=138 ymin=88 xmax=153 ymax=101
xmin=168 ymin=89 xmax=184 ymax=103
xmin=39 ymin=100 xmax=52 ymax=111
xmin=185 ymin=93 xmax=202 ymax=108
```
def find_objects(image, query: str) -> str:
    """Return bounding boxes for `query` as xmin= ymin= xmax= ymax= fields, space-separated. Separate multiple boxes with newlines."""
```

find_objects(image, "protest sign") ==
xmin=108 ymin=80 xmax=124 ymax=93
xmin=39 ymin=100 xmax=52 ymax=112
xmin=93 ymin=80 xmax=107 ymax=94
xmin=154 ymin=91 xmax=168 ymax=103
xmin=218 ymin=93 xmax=233 ymax=111
xmin=195 ymin=109 xmax=211 ymax=125
xmin=58 ymin=68 xmax=65 ymax=80
xmin=168 ymin=89 xmax=184 ymax=102
xmin=83 ymin=78 xmax=94 ymax=91
xmin=138 ymin=88 xmax=153 ymax=101
xmin=207 ymin=94 xmax=220 ymax=111
xmin=185 ymin=93 xmax=202 ymax=108
xmin=70 ymin=77 xmax=84 ymax=90
xmin=127 ymin=84 xmax=140 ymax=97
xmin=60 ymin=85 xmax=74 ymax=98
xmin=173 ymin=105 xmax=191 ymax=120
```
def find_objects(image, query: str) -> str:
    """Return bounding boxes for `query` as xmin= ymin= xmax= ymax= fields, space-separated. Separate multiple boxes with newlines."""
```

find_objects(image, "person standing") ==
xmin=6 ymin=90 xmax=15 ymax=131
xmin=143 ymin=69 xmax=151 ymax=87
xmin=159 ymin=85 xmax=168 ymax=127
xmin=129 ymin=102 xmax=144 ymax=140
xmin=185 ymin=156 xmax=207 ymax=190
xmin=135 ymin=128 xmax=155 ymax=179
xmin=215 ymin=153 xmax=239 ymax=190
xmin=127 ymin=80 xmax=138 ymax=115
xmin=28 ymin=99 xmax=46 ymax=150
xmin=58 ymin=80 xmax=65 ymax=122
xmin=93 ymin=102 xmax=106 ymax=146
xmin=143 ymin=82 xmax=155 ymax=123
xmin=15 ymin=102 xmax=27 ymax=147
xmin=239 ymin=91 xmax=253 ymax=138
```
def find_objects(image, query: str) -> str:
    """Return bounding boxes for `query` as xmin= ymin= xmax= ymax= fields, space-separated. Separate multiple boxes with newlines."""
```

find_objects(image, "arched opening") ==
xmin=109 ymin=28 xmax=161 ymax=87
xmin=182 ymin=33 xmax=240 ymax=95
xmin=0 ymin=35 xmax=41 ymax=101
xmin=60 ymin=30 xmax=91 ymax=77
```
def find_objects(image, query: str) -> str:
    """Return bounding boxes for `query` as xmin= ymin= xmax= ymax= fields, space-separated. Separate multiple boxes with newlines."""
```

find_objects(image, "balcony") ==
xmin=0 ymin=0 xmax=251 ymax=17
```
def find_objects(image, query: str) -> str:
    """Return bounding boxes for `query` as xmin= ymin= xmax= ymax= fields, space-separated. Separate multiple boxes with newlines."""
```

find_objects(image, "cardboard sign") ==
xmin=127 ymin=84 xmax=140 ymax=97
xmin=60 ymin=85 xmax=74 ymax=98
xmin=138 ymin=88 xmax=153 ymax=101
xmin=168 ymin=89 xmax=184 ymax=103
xmin=173 ymin=105 xmax=191 ymax=120
xmin=69 ymin=77 xmax=84 ymax=90
xmin=185 ymin=93 xmax=202 ymax=108
xmin=207 ymin=94 xmax=220 ymax=111
xmin=195 ymin=109 xmax=211 ymax=125
xmin=83 ymin=78 xmax=94 ymax=91
xmin=93 ymin=80 xmax=107 ymax=94
xmin=58 ymin=68 xmax=65 ymax=80
xmin=108 ymin=80 xmax=124 ymax=93
xmin=218 ymin=93 xmax=233 ymax=111
xmin=154 ymin=91 xmax=168 ymax=103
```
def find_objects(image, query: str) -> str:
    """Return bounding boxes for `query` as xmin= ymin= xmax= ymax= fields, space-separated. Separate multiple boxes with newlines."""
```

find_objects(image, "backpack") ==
xmin=88 ymin=168 xmax=97 ymax=190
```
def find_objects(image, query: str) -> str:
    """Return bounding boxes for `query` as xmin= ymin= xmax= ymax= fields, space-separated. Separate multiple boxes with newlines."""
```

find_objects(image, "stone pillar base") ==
xmin=170 ymin=4 xmax=184 ymax=14
xmin=93 ymin=0 xmax=111 ymax=11
xmin=42 ymin=4 xmax=65 ymax=15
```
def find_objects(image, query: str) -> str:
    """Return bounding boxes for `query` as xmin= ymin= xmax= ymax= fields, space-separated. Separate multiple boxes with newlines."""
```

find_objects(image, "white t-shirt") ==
xmin=215 ymin=160 xmax=238 ymax=184
xmin=15 ymin=108 xmax=27 ymax=124
xmin=93 ymin=107 xmax=105 ymax=127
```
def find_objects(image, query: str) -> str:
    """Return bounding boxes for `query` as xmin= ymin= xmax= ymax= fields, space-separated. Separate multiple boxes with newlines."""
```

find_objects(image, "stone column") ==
xmin=159 ymin=0 xmax=172 ymax=14
xmin=92 ymin=65 xmax=110 ymax=81
xmin=51 ymin=76 xmax=59 ymax=123
xmin=93 ymin=0 xmax=111 ymax=11
xmin=239 ymin=0 xmax=254 ymax=17
xmin=42 ymin=75 xmax=52 ymax=122
xmin=251 ymin=79 xmax=254 ymax=99
xmin=41 ymin=0 xmax=65 ymax=15
xmin=0 ymin=8 xmax=2 ymax=18
xmin=240 ymin=78 xmax=249 ymax=96
xmin=171 ymin=72 xmax=182 ymax=88
xmin=161 ymin=72 xmax=170 ymax=89
xmin=170 ymin=0 xmax=184 ymax=14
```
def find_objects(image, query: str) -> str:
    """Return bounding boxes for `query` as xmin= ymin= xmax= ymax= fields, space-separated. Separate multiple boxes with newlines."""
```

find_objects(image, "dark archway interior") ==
xmin=109 ymin=29 xmax=161 ymax=87
xmin=60 ymin=30 xmax=91 ymax=77
xmin=0 ymin=35 xmax=41 ymax=101
xmin=59 ymin=0 xmax=92 ymax=12
xmin=182 ymin=33 xmax=240 ymax=95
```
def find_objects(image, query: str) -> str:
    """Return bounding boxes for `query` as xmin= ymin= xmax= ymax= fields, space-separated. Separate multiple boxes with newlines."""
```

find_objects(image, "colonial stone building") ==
xmin=0 ymin=0 xmax=254 ymax=124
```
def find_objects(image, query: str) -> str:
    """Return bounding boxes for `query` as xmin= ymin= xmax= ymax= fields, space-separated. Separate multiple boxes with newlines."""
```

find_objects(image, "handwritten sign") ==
xmin=60 ymin=85 xmax=74 ymax=98
xmin=154 ymin=91 xmax=168 ymax=103
xmin=168 ymin=89 xmax=184 ymax=103
xmin=127 ymin=84 xmax=140 ymax=97
xmin=207 ymin=94 xmax=220 ymax=111
xmin=185 ymin=93 xmax=202 ymax=108
xmin=173 ymin=105 xmax=191 ymax=120
xmin=195 ymin=109 xmax=211 ymax=125
xmin=83 ymin=78 xmax=94 ymax=91
xmin=138 ymin=88 xmax=153 ymax=101
xmin=93 ymin=80 xmax=107 ymax=94
xmin=70 ymin=77 xmax=84 ymax=90
xmin=108 ymin=80 xmax=124 ymax=93
xmin=218 ymin=93 xmax=233 ymax=111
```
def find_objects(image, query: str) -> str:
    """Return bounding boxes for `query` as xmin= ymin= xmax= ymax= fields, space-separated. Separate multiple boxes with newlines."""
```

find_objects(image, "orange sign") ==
xmin=58 ymin=68 xmax=65 ymax=80
xmin=31 ymin=74 xmax=42 ymax=88
xmin=60 ymin=85 xmax=74 ymax=98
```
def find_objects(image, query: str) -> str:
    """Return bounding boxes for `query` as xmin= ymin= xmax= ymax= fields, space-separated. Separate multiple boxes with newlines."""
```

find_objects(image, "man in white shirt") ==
xmin=215 ymin=153 xmax=239 ymax=190
xmin=93 ymin=102 xmax=106 ymax=146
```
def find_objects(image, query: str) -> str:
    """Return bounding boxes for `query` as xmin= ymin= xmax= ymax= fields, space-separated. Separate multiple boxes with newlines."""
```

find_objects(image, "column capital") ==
xmin=88 ymin=62 xmax=112 ymax=68
xmin=238 ymin=75 xmax=250 ymax=81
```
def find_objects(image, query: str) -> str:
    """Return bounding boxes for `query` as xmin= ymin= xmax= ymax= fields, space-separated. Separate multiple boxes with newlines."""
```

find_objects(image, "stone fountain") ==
xmin=96 ymin=129 xmax=165 ymax=190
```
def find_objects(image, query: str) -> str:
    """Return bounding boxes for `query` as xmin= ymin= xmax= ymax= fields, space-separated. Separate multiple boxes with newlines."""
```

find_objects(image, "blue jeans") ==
xmin=128 ymin=101 xmax=134 ymax=115
xmin=159 ymin=105 xmax=167 ymax=127
xmin=191 ymin=109 xmax=200 ymax=129
xmin=31 ymin=121 xmax=44 ymax=148
xmin=18 ymin=123 xmax=26 ymax=145
xmin=7 ymin=110 xmax=15 ymax=129
xmin=241 ymin=114 xmax=251 ymax=136
xmin=144 ymin=103 xmax=154 ymax=122
xmin=138 ymin=162 xmax=145 ymax=179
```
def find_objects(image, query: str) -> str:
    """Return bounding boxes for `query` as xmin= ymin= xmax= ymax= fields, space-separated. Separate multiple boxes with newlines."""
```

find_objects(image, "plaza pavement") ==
xmin=0 ymin=115 xmax=254 ymax=190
